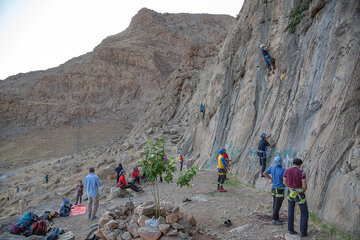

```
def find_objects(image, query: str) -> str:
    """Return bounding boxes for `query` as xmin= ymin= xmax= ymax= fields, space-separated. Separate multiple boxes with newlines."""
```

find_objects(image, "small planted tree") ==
xmin=140 ymin=138 xmax=198 ymax=218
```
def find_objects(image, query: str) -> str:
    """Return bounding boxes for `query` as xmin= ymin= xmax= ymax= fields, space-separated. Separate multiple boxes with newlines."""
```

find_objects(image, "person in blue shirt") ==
xmin=199 ymin=104 xmax=205 ymax=119
xmin=84 ymin=167 xmax=101 ymax=220
xmin=263 ymin=156 xmax=285 ymax=225
xmin=260 ymin=44 xmax=275 ymax=75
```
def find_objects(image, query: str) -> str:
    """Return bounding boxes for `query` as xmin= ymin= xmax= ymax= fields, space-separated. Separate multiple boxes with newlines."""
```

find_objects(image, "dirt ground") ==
xmin=2 ymin=169 xmax=338 ymax=240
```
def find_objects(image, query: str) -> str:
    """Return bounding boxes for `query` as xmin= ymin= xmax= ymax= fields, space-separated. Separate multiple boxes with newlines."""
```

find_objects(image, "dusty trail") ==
xmin=1 ymin=170 xmax=336 ymax=240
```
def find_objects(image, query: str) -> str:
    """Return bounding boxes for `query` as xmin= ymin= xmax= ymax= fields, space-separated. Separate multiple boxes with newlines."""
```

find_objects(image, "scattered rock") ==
xmin=138 ymin=215 xmax=149 ymax=227
xmin=99 ymin=214 xmax=114 ymax=228
xmin=104 ymin=220 xmax=119 ymax=231
xmin=122 ymin=231 xmax=133 ymax=240
xmin=284 ymin=233 xmax=301 ymax=240
xmin=159 ymin=223 xmax=171 ymax=233
xmin=138 ymin=226 xmax=162 ymax=240
xmin=172 ymin=223 xmax=184 ymax=230
xmin=166 ymin=213 xmax=179 ymax=224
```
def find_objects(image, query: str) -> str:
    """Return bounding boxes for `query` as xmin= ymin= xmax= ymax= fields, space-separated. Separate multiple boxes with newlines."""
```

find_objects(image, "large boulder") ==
xmin=109 ymin=187 xmax=127 ymax=199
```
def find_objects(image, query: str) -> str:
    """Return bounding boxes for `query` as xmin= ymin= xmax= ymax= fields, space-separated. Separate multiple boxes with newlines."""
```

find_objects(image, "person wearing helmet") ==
xmin=260 ymin=43 xmax=275 ymax=75
xmin=257 ymin=133 xmax=277 ymax=176
xmin=217 ymin=148 xmax=228 ymax=192
xmin=200 ymin=103 xmax=205 ymax=119
xmin=118 ymin=170 xmax=142 ymax=192
xmin=263 ymin=156 xmax=285 ymax=225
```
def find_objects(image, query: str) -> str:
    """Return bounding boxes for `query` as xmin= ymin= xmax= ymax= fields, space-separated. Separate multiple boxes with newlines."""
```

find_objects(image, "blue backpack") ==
xmin=59 ymin=199 xmax=72 ymax=217
xmin=10 ymin=212 xmax=38 ymax=234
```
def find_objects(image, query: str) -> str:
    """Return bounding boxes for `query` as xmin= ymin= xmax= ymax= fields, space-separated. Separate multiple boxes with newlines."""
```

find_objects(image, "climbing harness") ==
xmin=287 ymin=188 xmax=306 ymax=204
xmin=272 ymin=187 xmax=285 ymax=197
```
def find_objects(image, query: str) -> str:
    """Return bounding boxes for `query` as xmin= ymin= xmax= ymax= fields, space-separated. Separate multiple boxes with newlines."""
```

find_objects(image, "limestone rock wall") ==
xmin=130 ymin=0 xmax=360 ymax=237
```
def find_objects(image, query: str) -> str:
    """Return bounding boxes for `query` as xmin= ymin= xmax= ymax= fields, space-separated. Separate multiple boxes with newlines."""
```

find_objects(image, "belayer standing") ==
xmin=200 ymin=104 xmax=205 ymax=119
xmin=257 ymin=133 xmax=277 ymax=176
xmin=283 ymin=158 xmax=309 ymax=237
xmin=263 ymin=156 xmax=285 ymax=225
xmin=260 ymin=44 xmax=275 ymax=75
xmin=85 ymin=167 xmax=101 ymax=220
xmin=217 ymin=149 xmax=227 ymax=192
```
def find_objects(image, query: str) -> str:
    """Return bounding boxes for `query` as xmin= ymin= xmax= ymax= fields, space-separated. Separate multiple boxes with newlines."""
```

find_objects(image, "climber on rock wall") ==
xmin=200 ymin=103 xmax=205 ymax=119
xmin=260 ymin=44 xmax=275 ymax=75
xmin=257 ymin=133 xmax=277 ymax=176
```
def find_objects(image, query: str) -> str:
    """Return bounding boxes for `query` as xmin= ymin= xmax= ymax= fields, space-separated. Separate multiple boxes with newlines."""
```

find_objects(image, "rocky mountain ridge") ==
xmin=0 ymin=0 xmax=359 ymax=238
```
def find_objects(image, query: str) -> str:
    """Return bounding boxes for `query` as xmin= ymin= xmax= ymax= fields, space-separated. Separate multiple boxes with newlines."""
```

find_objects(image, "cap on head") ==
xmin=219 ymin=149 xmax=224 ymax=154
xmin=274 ymin=156 xmax=282 ymax=166
xmin=260 ymin=133 xmax=267 ymax=139
xmin=120 ymin=169 xmax=125 ymax=175
xmin=260 ymin=43 xmax=265 ymax=48
xmin=293 ymin=158 xmax=303 ymax=166
xmin=89 ymin=167 xmax=95 ymax=173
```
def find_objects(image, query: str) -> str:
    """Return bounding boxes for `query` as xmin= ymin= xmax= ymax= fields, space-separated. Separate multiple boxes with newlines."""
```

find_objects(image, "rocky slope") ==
xmin=128 ymin=0 xmax=360 ymax=237
xmin=0 ymin=8 xmax=234 ymax=136
xmin=0 ymin=0 xmax=359 ymax=238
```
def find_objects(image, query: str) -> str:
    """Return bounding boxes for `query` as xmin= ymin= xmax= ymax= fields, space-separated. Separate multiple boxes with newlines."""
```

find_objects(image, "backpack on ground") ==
xmin=10 ymin=211 xmax=38 ymax=234
xmin=44 ymin=227 xmax=61 ymax=240
xmin=59 ymin=199 xmax=72 ymax=217
xmin=30 ymin=220 xmax=48 ymax=236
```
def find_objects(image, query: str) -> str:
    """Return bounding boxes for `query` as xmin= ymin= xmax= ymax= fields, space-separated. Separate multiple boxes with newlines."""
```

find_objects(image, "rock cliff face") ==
xmin=1 ymin=0 xmax=359 ymax=237
xmin=0 ymin=8 xmax=234 ymax=136
xmin=129 ymin=0 xmax=360 ymax=237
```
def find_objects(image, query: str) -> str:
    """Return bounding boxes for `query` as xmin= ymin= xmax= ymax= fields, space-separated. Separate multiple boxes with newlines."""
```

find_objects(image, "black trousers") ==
xmin=217 ymin=169 xmax=226 ymax=184
xmin=121 ymin=183 xmax=140 ymax=192
xmin=200 ymin=109 xmax=205 ymax=119
xmin=132 ymin=176 xmax=140 ymax=184
xmin=258 ymin=152 xmax=267 ymax=174
xmin=180 ymin=161 xmax=183 ymax=171
xmin=272 ymin=188 xmax=284 ymax=221
xmin=75 ymin=192 xmax=83 ymax=205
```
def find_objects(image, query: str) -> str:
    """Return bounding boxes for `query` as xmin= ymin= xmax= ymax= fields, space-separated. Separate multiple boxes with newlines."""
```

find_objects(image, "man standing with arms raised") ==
xmin=283 ymin=158 xmax=309 ymax=237
xmin=85 ymin=167 xmax=101 ymax=220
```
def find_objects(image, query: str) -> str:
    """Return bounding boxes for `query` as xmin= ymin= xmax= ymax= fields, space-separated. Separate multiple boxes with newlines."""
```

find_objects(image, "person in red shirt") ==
xmin=179 ymin=155 xmax=184 ymax=171
xmin=118 ymin=170 xmax=142 ymax=192
xmin=131 ymin=167 xmax=141 ymax=184
xmin=283 ymin=158 xmax=308 ymax=237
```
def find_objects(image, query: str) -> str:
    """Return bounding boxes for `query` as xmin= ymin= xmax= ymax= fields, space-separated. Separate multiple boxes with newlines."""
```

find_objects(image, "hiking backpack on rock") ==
xmin=31 ymin=220 xmax=48 ymax=236
xmin=44 ymin=227 xmax=61 ymax=240
xmin=40 ymin=211 xmax=54 ymax=224
xmin=10 ymin=211 xmax=39 ymax=234
xmin=59 ymin=199 xmax=72 ymax=217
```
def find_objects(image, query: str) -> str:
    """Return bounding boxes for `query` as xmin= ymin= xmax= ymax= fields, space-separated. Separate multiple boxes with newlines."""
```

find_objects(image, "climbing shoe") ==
xmin=219 ymin=188 xmax=227 ymax=192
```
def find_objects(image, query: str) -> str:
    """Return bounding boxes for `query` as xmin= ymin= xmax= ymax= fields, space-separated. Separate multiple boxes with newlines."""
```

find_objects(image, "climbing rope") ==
xmin=307 ymin=54 xmax=360 ymax=179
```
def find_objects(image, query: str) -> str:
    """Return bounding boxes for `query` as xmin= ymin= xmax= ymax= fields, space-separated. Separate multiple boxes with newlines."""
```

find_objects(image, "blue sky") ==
xmin=0 ymin=0 xmax=244 ymax=80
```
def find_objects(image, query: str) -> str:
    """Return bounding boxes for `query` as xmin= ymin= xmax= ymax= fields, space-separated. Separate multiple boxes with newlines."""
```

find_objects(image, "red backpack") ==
xmin=31 ymin=220 xmax=48 ymax=236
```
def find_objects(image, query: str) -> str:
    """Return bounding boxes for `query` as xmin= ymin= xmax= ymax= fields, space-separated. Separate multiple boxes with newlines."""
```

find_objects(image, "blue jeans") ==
xmin=287 ymin=193 xmax=308 ymax=235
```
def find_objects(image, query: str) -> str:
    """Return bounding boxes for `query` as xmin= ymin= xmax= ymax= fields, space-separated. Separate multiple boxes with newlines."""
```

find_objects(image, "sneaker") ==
xmin=91 ymin=216 xmax=98 ymax=220
xmin=289 ymin=230 xmax=298 ymax=235
xmin=272 ymin=220 xmax=283 ymax=225
xmin=300 ymin=233 xmax=309 ymax=237
xmin=219 ymin=188 xmax=226 ymax=192
xmin=217 ymin=187 xmax=220 ymax=190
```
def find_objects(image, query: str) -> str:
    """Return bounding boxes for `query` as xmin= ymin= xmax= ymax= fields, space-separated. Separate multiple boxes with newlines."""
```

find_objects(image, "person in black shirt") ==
xmin=114 ymin=163 xmax=123 ymax=184
xmin=257 ymin=133 xmax=277 ymax=176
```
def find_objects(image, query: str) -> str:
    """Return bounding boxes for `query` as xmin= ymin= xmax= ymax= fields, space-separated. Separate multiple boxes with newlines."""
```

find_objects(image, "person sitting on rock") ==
xmin=131 ymin=167 xmax=141 ymax=184
xmin=200 ymin=103 xmax=205 ymax=119
xmin=118 ymin=170 xmax=142 ymax=192
xmin=260 ymin=43 xmax=275 ymax=75
xmin=257 ymin=133 xmax=277 ymax=176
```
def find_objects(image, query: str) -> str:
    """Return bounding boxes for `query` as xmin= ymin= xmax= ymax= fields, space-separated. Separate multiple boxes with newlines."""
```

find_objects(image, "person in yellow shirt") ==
xmin=217 ymin=149 xmax=228 ymax=192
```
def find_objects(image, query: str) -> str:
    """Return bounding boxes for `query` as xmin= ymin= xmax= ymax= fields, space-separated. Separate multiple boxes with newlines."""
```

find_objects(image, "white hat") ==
xmin=260 ymin=43 xmax=265 ymax=48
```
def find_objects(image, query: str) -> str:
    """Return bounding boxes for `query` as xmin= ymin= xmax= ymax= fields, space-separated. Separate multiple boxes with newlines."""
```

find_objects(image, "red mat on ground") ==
xmin=69 ymin=205 xmax=86 ymax=216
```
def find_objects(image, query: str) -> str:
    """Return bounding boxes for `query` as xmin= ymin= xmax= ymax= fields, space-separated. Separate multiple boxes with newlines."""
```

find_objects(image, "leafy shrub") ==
xmin=288 ymin=3 xmax=309 ymax=33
